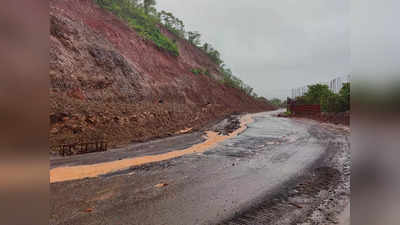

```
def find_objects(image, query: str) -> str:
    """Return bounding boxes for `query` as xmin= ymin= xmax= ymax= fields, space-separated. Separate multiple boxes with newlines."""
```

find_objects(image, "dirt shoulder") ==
xmin=50 ymin=113 xmax=246 ymax=167
xmin=50 ymin=113 xmax=254 ymax=183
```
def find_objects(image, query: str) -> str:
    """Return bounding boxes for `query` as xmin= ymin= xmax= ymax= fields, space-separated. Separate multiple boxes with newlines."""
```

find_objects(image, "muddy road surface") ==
xmin=50 ymin=110 xmax=350 ymax=225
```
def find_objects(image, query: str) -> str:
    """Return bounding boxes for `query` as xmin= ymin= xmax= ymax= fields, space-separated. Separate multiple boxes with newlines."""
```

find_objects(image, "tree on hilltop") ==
xmin=143 ymin=0 xmax=156 ymax=14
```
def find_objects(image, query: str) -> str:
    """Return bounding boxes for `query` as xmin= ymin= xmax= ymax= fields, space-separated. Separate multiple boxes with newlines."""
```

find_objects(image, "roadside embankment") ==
xmin=49 ymin=0 xmax=274 ymax=153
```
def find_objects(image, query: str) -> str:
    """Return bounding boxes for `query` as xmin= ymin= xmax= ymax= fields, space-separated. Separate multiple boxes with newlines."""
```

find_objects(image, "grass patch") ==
xmin=191 ymin=68 xmax=210 ymax=76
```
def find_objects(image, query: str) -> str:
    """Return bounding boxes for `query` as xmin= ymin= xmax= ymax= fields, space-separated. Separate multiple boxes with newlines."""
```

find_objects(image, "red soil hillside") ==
xmin=49 ymin=0 xmax=274 ymax=151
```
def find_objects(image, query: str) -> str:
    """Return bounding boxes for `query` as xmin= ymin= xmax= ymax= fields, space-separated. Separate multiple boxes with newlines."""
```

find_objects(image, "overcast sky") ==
xmin=157 ymin=0 xmax=350 ymax=99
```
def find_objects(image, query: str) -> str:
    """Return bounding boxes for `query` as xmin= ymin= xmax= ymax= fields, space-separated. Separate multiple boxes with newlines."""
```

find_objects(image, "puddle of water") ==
xmin=50 ymin=115 xmax=254 ymax=183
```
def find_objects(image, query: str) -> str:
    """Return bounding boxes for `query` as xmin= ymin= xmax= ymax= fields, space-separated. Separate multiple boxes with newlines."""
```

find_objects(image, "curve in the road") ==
xmin=50 ymin=111 xmax=349 ymax=225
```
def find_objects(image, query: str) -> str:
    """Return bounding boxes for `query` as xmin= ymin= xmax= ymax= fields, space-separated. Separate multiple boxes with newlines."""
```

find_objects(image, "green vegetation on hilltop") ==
xmin=295 ymin=83 xmax=350 ymax=112
xmin=159 ymin=10 xmax=185 ymax=38
xmin=220 ymin=66 xmax=258 ymax=98
xmin=157 ymin=9 xmax=224 ymax=66
xmin=95 ymin=0 xmax=179 ymax=56
xmin=95 ymin=0 xmax=260 ymax=99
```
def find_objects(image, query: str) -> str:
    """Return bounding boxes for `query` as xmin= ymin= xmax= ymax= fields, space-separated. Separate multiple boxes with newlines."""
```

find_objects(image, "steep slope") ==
xmin=49 ymin=0 xmax=274 ymax=151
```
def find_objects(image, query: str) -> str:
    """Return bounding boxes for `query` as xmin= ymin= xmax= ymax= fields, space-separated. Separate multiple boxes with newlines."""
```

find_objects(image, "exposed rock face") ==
xmin=49 ymin=0 xmax=274 ymax=151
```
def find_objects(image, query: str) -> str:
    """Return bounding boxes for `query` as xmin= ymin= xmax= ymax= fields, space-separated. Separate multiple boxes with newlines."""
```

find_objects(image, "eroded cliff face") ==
xmin=49 ymin=0 xmax=274 ymax=151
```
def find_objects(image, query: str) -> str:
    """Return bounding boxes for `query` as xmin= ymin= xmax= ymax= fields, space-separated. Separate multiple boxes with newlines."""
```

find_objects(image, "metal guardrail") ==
xmin=52 ymin=141 xmax=108 ymax=156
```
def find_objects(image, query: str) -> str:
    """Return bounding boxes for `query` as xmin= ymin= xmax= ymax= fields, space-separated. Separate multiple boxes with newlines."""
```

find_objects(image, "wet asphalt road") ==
xmin=50 ymin=111 xmax=348 ymax=225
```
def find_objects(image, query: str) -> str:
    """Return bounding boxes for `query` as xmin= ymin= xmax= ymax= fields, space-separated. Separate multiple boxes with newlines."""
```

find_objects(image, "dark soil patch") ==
xmin=214 ymin=115 xmax=242 ymax=136
xmin=219 ymin=167 xmax=341 ymax=225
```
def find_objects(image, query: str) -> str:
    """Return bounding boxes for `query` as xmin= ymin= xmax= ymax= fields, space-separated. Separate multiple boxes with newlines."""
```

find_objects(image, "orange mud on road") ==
xmin=50 ymin=115 xmax=254 ymax=183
